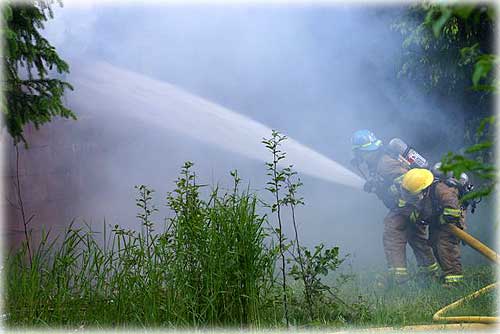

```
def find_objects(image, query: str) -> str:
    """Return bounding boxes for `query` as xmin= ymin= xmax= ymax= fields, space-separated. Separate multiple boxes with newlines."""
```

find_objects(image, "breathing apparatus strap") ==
xmin=429 ymin=180 xmax=440 ymax=217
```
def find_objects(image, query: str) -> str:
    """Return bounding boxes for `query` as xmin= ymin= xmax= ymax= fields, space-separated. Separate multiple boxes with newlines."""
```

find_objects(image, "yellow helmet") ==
xmin=401 ymin=168 xmax=434 ymax=194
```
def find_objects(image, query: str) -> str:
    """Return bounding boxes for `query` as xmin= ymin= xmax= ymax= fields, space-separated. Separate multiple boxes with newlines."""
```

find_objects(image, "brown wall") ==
xmin=3 ymin=118 xmax=106 ymax=249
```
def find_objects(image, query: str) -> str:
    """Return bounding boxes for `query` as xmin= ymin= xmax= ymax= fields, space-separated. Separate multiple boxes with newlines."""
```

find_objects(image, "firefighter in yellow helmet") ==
xmin=400 ymin=168 xmax=465 ymax=286
xmin=351 ymin=130 xmax=438 ymax=285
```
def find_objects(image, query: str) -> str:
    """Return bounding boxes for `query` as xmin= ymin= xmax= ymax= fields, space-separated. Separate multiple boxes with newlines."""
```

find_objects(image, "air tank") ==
xmin=388 ymin=138 xmax=429 ymax=168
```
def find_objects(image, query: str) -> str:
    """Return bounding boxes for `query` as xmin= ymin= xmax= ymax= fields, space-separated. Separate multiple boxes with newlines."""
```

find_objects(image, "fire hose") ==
xmin=432 ymin=224 xmax=498 ymax=324
xmin=360 ymin=224 xmax=498 ymax=332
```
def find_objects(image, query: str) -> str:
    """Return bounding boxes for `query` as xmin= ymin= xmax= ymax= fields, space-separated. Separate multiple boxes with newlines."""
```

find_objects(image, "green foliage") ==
xmin=425 ymin=6 xmax=453 ymax=38
xmin=282 ymin=164 xmax=314 ymax=320
xmin=3 ymin=0 xmax=75 ymax=144
xmin=395 ymin=4 xmax=496 ymax=201
xmin=288 ymin=244 xmax=352 ymax=320
xmin=283 ymin=166 xmax=304 ymax=207
xmin=262 ymin=130 xmax=288 ymax=206
xmin=472 ymin=54 xmax=496 ymax=91
xmin=262 ymin=130 xmax=290 ymax=326
xmin=135 ymin=184 xmax=157 ymax=238
xmin=165 ymin=163 xmax=274 ymax=325
xmin=5 ymin=160 xmax=357 ymax=328
xmin=6 ymin=135 xmax=358 ymax=328
xmin=393 ymin=3 xmax=495 ymax=101
xmin=440 ymin=116 xmax=496 ymax=201
xmin=342 ymin=266 xmax=495 ymax=327
xmin=6 ymin=164 xmax=277 ymax=327
xmin=431 ymin=5 xmax=497 ymax=92
xmin=262 ymin=130 xmax=352 ymax=325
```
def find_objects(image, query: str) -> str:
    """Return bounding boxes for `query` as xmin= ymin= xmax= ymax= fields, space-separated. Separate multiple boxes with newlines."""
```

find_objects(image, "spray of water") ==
xmin=68 ymin=62 xmax=364 ymax=189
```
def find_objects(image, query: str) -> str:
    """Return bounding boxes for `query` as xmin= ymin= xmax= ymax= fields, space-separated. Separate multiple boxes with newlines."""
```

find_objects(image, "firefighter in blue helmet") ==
xmin=351 ymin=130 xmax=382 ymax=152
xmin=351 ymin=130 xmax=438 ymax=285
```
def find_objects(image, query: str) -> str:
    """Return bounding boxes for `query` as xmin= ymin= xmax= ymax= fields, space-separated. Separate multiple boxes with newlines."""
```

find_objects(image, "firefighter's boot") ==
xmin=416 ymin=262 xmax=440 ymax=287
xmin=388 ymin=267 xmax=410 ymax=287
xmin=442 ymin=274 xmax=464 ymax=288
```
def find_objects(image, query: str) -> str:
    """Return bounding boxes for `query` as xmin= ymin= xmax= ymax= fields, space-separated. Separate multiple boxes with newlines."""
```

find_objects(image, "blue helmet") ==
xmin=351 ymin=130 xmax=382 ymax=151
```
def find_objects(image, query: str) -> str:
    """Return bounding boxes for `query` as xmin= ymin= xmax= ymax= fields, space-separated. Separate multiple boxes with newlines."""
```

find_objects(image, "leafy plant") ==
xmin=6 ymin=163 xmax=279 ymax=327
xmin=6 ymin=148 xmax=358 ymax=327
xmin=262 ymin=130 xmax=291 ymax=327
xmin=165 ymin=162 xmax=275 ymax=325
xmin=471 ymin=54 xmax=496 ymax=92
xmin=393 ymin=3 xmax=495 ymax=133
xmin=440 ymin=116 xmax=496 ymax=201
xmin=396 ymin=3 xmax=495 ymax=91
xmin=395 ymin=4 xmax=496 ymax=202
xmin=422 ymin=4 xmax=496 ymax=92
xmin=3 ymin=0 xmax=75 ymax=145
xmin=282 ymin=166 xmax=313 ymax=320
xmin=262 ymin=130 xmax=353 ymax=324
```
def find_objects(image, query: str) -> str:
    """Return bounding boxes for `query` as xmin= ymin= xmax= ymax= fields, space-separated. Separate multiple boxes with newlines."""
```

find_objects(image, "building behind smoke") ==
xmin=4 ymin=118 xmax=107 ymax=248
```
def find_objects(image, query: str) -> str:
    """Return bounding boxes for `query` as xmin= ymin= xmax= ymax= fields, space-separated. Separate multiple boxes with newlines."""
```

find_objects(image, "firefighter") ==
xmin=400 ymin=168 xmax=464 ymax=286
xmin=351 ymin=130 xmax=438 ymax=285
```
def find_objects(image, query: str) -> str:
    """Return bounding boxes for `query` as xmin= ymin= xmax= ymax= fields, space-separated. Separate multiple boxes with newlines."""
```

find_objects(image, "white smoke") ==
xmin=68 ymin=62 xmax=364 ymax=189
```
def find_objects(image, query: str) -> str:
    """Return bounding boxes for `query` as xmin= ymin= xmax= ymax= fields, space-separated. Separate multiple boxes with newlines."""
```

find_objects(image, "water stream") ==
xmin=68 ymin=62 xmax=364 ymax=190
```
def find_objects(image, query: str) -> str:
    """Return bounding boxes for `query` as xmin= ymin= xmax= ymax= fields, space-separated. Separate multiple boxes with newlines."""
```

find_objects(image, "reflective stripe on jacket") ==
xmin=421 ymin=181 xmax=462 ymax=226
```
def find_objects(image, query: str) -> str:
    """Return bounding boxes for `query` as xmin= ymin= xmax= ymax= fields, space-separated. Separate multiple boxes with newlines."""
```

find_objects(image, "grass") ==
xmin=4 ymin=162 xmax=356 ymax=329
xmin=6 ymin=163 xmax=281 ymax=328
xmin=337 ymin=265 xmax=497 ymax=328
xmin=5 ymin=152 xmax=497 ymax=329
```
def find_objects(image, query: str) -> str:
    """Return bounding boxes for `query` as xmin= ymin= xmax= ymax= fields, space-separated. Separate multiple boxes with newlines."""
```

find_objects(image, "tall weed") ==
xmin=6 ymin=133 xmax=354 ymax=328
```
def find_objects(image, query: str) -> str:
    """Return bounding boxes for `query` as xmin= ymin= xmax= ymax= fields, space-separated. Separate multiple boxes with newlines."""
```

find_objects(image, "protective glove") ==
xmin=363 ymin=179 xmax=377 ymax=193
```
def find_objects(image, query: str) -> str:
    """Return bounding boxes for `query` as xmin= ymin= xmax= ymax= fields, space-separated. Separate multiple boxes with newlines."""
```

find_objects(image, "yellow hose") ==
xmin=433 ymin=282 xmax=497 ymax=323
xmin=334 ymin=323 xmax=491 ymax=332
xmin=448 ymin=225 xmax=499 ymax=264
xmin=338 ymin=225 xmax=497 ymax=332
xmin=432 ymin=224 xmax=498 ymax=324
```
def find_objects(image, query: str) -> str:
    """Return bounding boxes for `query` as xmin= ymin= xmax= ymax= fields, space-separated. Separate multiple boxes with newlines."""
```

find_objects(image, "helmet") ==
xmin=401 ymin=168 xmax=434 ymax=194
xmin=351 ymin=130 xmax=382 ymax=151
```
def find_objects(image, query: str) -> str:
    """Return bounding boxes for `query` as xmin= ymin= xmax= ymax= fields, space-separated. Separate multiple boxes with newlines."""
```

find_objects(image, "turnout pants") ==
xmin=383 ymin=209 xmax=437 ymax=279
xmin=429 ymin=223 xmax=463 ymax=282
